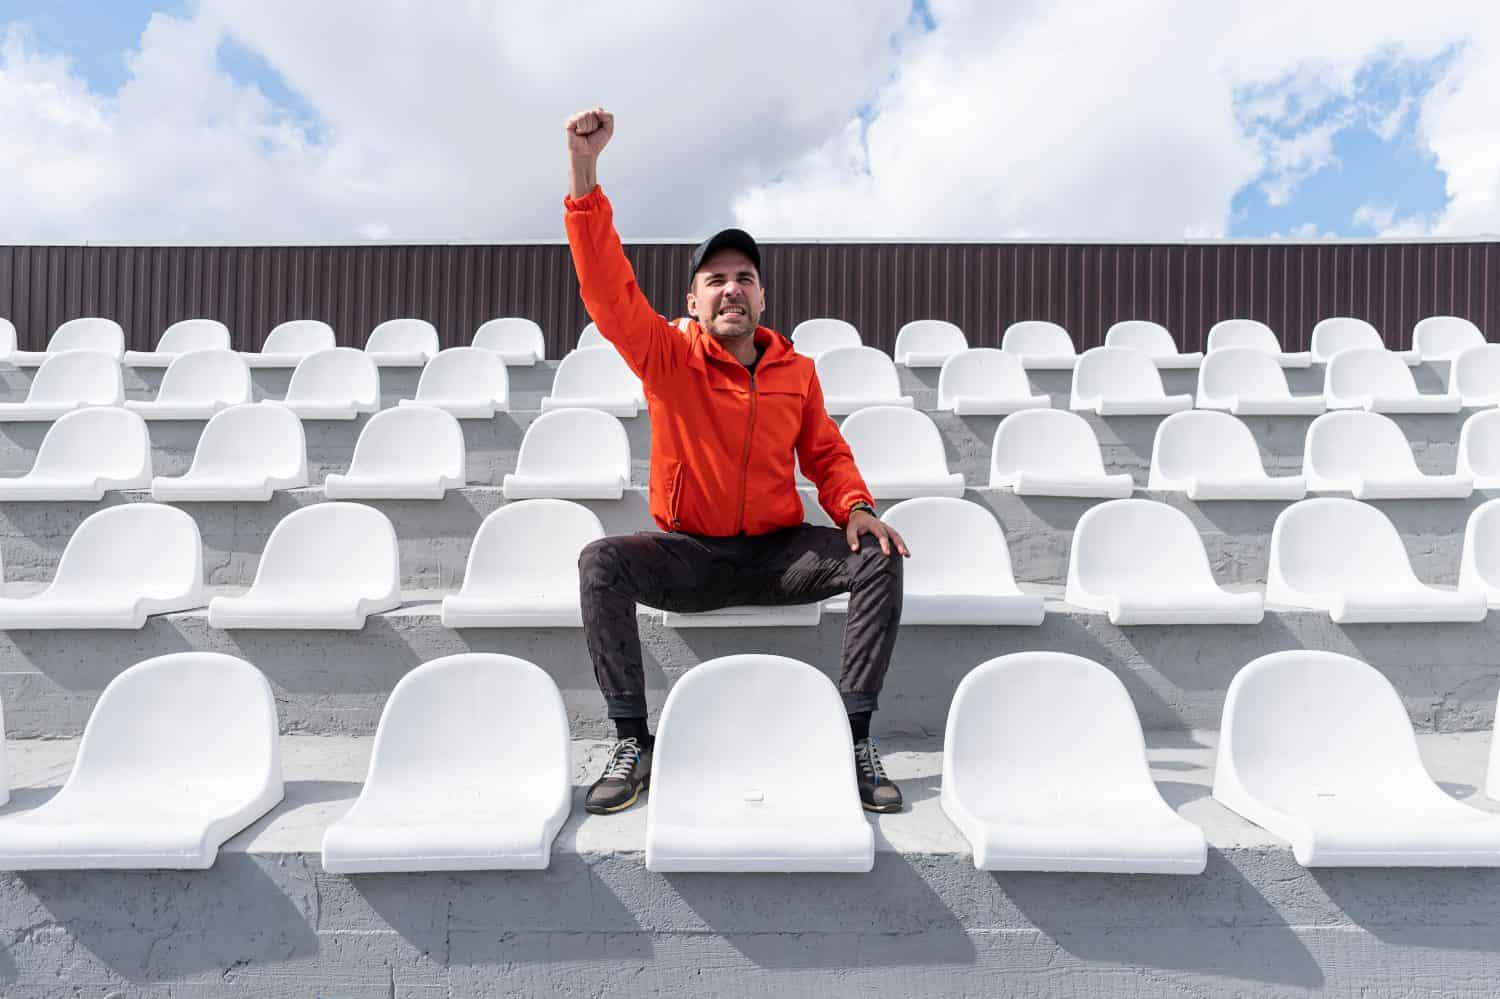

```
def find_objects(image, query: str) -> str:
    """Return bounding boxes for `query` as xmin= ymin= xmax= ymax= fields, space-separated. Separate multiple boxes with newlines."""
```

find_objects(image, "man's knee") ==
xmin=579 ymin=536 xmax=626 ymax=590
xmin=853 ymin=533 xmax=903 ymax=585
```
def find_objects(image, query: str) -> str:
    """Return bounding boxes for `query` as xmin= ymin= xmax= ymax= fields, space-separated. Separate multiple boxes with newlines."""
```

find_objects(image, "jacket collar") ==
xmin=685 ymin=321 xmax=796 ymax=373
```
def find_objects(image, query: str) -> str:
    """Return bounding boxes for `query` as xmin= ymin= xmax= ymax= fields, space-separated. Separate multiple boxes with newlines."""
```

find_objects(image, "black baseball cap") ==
xmin=689 ymin=228 xmax=761 ymax=279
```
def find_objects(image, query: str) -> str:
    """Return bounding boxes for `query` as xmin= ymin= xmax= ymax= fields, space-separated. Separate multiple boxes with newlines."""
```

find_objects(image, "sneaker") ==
xmin=854 ymin=738 xmax=903 ymax=813
xmin=585 ymin=737 xmax=652 ymax=814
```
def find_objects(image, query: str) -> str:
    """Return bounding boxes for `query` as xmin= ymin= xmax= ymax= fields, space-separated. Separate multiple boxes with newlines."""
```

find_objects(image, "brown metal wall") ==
xmin=1 ymin=241 xmax=1495 ymax=355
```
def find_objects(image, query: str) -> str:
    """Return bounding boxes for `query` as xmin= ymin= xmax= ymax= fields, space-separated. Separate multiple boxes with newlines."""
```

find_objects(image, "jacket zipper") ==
xmin=734 ymin=369 xmax=758 ymax=534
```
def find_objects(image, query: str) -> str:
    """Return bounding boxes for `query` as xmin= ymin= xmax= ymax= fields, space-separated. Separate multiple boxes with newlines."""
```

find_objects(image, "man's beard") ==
xmin=710 ymin=310 xmax=756 ymax=340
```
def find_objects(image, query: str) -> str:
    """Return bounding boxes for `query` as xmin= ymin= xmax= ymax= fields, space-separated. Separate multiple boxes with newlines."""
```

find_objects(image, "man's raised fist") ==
xmin=566 ymin=107 xmax=614 ymax=160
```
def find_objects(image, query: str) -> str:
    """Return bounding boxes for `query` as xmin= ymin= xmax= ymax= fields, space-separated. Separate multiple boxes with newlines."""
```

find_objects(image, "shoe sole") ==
xmin=862 ymin=800 xmax=902 ymax=814
xmin=585 ymin=776 xmax=651 ymax=815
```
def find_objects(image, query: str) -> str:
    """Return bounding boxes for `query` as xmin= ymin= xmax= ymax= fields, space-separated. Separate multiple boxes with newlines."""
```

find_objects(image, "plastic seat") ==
xmin=1104 ymin=320 xmax=1202 ymax=369
xmin=243 ymin=319 xmax=336 ymax=368
xmin=0 ymin=317 xmax=16 ymax=364
xmin=1070 ymin=346 xmax=1192 ymax=415
xmin=321 ymin=653 xmax=570 ymax=872
xmin=0 ymin=652 xmax=281 ymax=869
xmin=473 ymin=317 xmax=546 ymax=366
xmin=1311 ymin=316 xmax=1419 ymax=365
xmin=502 ymin=409 xmax=630 ymax=500
xmin=791 ymin=318 xmax=862 ymax=358
xmin=1459 ymin=410 xmax=1500 ymax=488
xmin=936 ymin=348 xmax=1050 ymax=414
xmin=1195 ymin=348 xmax=1325 ymax=415
xmin=540 ymin=346 xmax=643 ymax=417
xmin=1001 ymin=321 xmax=1078 ymax=369
xmin=646 ymin=653 xmax=873 ymax=872
xmin=1205 ymin=319 xmax=1310 ymax=368
xmin=267 ymin=348 xmax=380 ymax=420
xmin=441 ymin=500 xmax=604 ymax=627
xmin=207 ymin=503 xmax=401 ymax=629
xmin=1414 ymin=315 xmax=1485 ymax=362
xmin=661 ymin=604 xmax=822 ymax=627
xmin=1214 ymin=650 xmax=1500 ymax=866
xmin=894 ymin=320 xmax=968 ymax=367
xmin=1266 ymin=497 xmax=1486 ymax=622
xmin=1324 ymin=347 xmax=1461 ymax=413
xmin=815 ymin=346 xmax=914 ymax=415
xmin=1302 ymin=410 xmax=1472 ymax=498
xmin=124 ymin=350 xmax=252 ymax=420
xmin=1462 ymin=499 xmax=1500 ymax=608
xmin=942 ymin=653 xmax=1206 ymax=872
xmin=0 ymin=407 xmax=152 ymax=501
xmin=988 ymin=409 xmax=1133 ymax=497
xmin=1066 ymin=498 xmax=1264 ymax=624
xmin=11 ymin=317 xmax=125 ymax=367
xmin=577 ymin=323 xmax=608 ymax=349
xmin=1449 ymin=345 xmax=1500 ymax=407
xmin=365 ymin=318 xmax=439 ymax=367
xmin=396 ymin=346 xmax=509 ymax=418
xmin=0 ymin=504 xmax=204 ymax=629
xmin=123 ymin=319 xmax=232 ymax=367
xmin=151 ymin=403 xmax=308 ymax=502
xmin=0 ymin=352 xmax=125 ymax=422
xmin=1148 ymin=411 xmax=1306 ymax=500
xmin=841 ymin=407 xmax=964 ymax=498
xmin=324 ymin=406 xmax=465 ymax=499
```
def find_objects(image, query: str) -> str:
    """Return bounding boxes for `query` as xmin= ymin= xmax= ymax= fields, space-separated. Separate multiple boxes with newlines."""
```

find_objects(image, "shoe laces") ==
xmin=602 ymin=737 xmax=641 ymax=781
xmin=854 ymin=739 xmax=889 ymax=783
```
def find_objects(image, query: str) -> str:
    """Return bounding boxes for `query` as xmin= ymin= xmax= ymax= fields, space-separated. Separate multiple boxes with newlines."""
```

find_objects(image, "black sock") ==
xmin=614 ymin=717 xmax=654 ymax=748
xmin=849 ymin=711 xmax=872 ymax=745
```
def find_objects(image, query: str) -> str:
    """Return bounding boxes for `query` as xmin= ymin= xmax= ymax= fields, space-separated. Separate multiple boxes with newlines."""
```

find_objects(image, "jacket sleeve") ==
xmin=795 ymin=372 xmax=875 ymax=528
xmin=563 ymin=186 xmax=687 ymax=383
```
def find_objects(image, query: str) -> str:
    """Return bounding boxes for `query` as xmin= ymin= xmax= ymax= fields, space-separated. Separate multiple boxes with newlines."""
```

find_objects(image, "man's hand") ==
xmin=566 ymin=108 xmax=613 ymax=198
xmin=846 ymin=508 xmax=910 ymax=558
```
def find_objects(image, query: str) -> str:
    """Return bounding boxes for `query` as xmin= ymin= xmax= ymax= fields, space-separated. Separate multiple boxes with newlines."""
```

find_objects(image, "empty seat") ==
xmin=1460 ymin=498 xmax=1500 ymax=607
xmin=441 ymin=500 xmax=604 ymax=627
xmin=123 ymin=319 xmax=232 ymax=367
xmin=1266 ymin=497 xmax=1486 ymax=622
xmin=1069 ymin=347 xmax=1192 ymax=415
xmin=1001 ymin=321 xmax=1077 ymax=369
xmin=11 ymin=317 xmax=126 ymax=367
xmin=365 ymin=318 xmax=439 ymax=366
xmin=397 ymin=346 xmax=509 ymax=418
xmin=540 ymin=346 xmax=644 ymax=417
xmin=1148 ymin=410 xmax=1306 ymax=500
xmin=1311 ymin=316 xmax=1419 ymax=365
xmin=124 ymin=350 xmax=252 ymax=420
xmin=577 ymin=323 xmax=608 ymax=349
xmin=321 ymin=653 xmax=570 ymax=872
xmin=1459 ymin=409 xmax=1500 ymax=488
xmin=646 ymin=653 xmax=873 ymax=872
xmin=151 ymin=403 xmax=308 ymax=502
xmin=207 ymin=503 xmax=401 ymax=629
xmin=815 ymin=346 xmax=914 ymax=415
xmin=0 ymin=317 xmax=15 ymax=364
xmin=243 ymin=319 xmax=336 ymax=368
xmin=0 ymin=352 xmax=125 ymax=422
xmin=988 ymin=409 xmax=1133 ymax=497
xmin=936 ymin=348 xmax=1050 ymax=414
xmin=324 ymin=406 xmax=465 ymax=499
xmin=1066 ymin=498 xmax=1263 ymax=624
xmin=0 ymin=407 xmax=152 ymax=500
xmin=267 ymin=348 xmax=380 ymax=420
xmin=0 ymin=504 xmax=205 ymax=629
xmin=473 ymin=317 xmax=546 ymax=366
xmin=942 ymin=653 xmax=1206 ymax=872
xmin=841 ymin=407 xmax=964 ymax=498
xmin=894 ymin=320 xmax=968 ymax=367
xmin=502 ymin=409 xmax=630 ymax=500
xmin=1104 ymin=320 xmax=1202 ymax=369
xmin=1205 ymin=318 xmax=1310 ymax=368
xmin=1303 ymin=410 xmax=1472 ymax=498
xmin=1324 ymin=347 xmax=1461 ymax=413
xmin=1195 ymin=348 xmax=1326 ymax=415
xmin=1414 ymin=315 xmax=1485 ymax=362
xmin=1449 ymin=344 xmax=1500 ymax=407
xmin=1214 ymin=649 xmax=1500 ymax=866
xmin=661 ymin=604 xmax=822 ymax=627
xmin=0 ymin=652 xmax=281 ymax=869
xmin=791 ymin=318 xmax=862 ymax=358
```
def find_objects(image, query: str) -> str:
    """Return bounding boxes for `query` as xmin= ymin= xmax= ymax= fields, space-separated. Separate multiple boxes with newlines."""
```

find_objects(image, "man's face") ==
xmin=687 ymin=248 xmax=764 ymax=340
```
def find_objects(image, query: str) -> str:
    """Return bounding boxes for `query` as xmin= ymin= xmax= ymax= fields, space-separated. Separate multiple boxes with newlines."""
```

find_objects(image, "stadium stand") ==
xmin=1069 ymin=346 xmax=1193 ymax=415
xmin=11 ymin=317 xmax=125 ymax=367
xmin=1205 ymin=318 xmax=1311 ymax=367
xmin=123 ymin=318 xmax=232 ymax=367
xmin=323 ymin=405 xmax=465 ymax=499
xmin=894 ymin=319 xmax=968 ymax=367
xmin=1195 ymin=347 xmax=1326 ymax=414
xmin=398 ymin=346 xmax=510 ymax=418
xmin=0 ymin=407 xmax=152 ymax=500
xmin=124 ymin=349 xmax=253 ymax=419
xmin=150 ymin=402 xmax=308 ymax=501
xmin=1302 ymin=410 xmax=1473 ymax=498
xmin=502 ymin=408 xmax=631 ymax=499
xmin=988 ymin=408 xmax=1134 ymax=497
xmin=1148 ymin=410 xmax=1307 ymax=500
xmin=364 ymin=318 xmax=439 ymax=366
xmin=1104 ymin=320 xmax=1202 ymax=369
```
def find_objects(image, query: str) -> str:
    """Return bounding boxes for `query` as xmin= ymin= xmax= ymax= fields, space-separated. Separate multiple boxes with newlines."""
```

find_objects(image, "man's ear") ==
xmin=685 ymin=290 xmax=698 ymax=319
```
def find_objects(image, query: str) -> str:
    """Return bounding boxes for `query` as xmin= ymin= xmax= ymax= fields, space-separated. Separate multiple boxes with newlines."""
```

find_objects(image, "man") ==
xmin=564 ymin=106 xmax=910 ymax=816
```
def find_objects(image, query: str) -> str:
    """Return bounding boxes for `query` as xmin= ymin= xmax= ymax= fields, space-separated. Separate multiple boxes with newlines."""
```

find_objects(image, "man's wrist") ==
xmin=848 ymin=501 xmax=876 ymax=519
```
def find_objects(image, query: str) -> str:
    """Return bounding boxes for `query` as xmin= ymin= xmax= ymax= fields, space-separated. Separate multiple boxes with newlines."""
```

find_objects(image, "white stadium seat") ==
xmin=1104 ymin=320 xmax=1202 ymax=369
xmin=397 ymin=346 xmax=510 ymax=419
xmin=1449 ymin=345 xmax=1500 ymax=407
xmin=1324 ymin=347 xmax=1461 ymax=413
xmin=577 ymin=323 xmax=608 ymax=350
xmin=1414 ymin=315 xmax=1485 ymax=362
xmin=661 ymin=604 xmax=822 ymax=628
xmin=151 ymin=403 xmax=308 ymax=502
xmin=123 ymin=319 xmax=232 ymax=367
xmin=540 ymin=346 xmax=643 ymax=418
xmin=0 ymin=407 xmax=152 ymax=501
xmin=1070 ymin=347 xmax=1192 ymax=416
xmin=0 ymin=652 xmax=281 ymax=869
xmin=791 ymin=318 xmax=862 ymax=358
xmin=815 ymin=346 xmax=915 ymax=415
xmin=268 ymin=348 xmax=380 ymax=420
xmin=1214 ymin=650 xmax=1500 ymax=867
xmin=841 ymin=407 xmax=964 ymax=498
xmin=894 ymin=319 xmax=968 ymax=367
xmin=942 ymin=653 xmax=1206 ymax=873
xmin=441 ymin=500 xmax=604 ymax=628
xmin=1148 ymin=410 xmax=1306 ymax=501
xmin=936 ymin=348 xmax=1050 ymax=415
xmin=502 ymin=408 xmax=630 ymax=500
xmin=0 ymin=504 xmax=204 ymax=629
xmin=1001 ymin=321 xmax=1078 ymax=369
xmin=365 ymin=318 xmax=439 ymax=367
xmin=1266 ymin=497 xmax=1487 ymax=622
xmin=646 ymin=653 xmax=873 ymax=873
xmin=207 ymin=502 xmax=401 ymax=629
xmin=321 ymin=653 xmax=571 ymax=872
xmin=1302 ymin=410 xmax=1472 ymax=499
xmin=0 ymin=352 xmax=125 ymax=422
xmin=124 ymin=349 xmax=252 ymax=420
xmin=324 ymin=405 xmax=465 ymax=500
xmin=1205 ymin=318 xmax=1311 ymax=368
xmin=1195 ymin=348 xmax=1326 ymax=415
xmin=0 ymin=317 xmax=16 ymax=364
xmin=1459 ymin=409 xmax=1500 ymax=488
xmin=1459 ymin=499 xmax=1500 ymax=608
xmin=473 ymin=317 xmax=546 ymax=366
xmin=989 ymin=409 xmax=1133 ymax=498
xmin=1311 ymin=316 xmax=1419 ymax=365
xmin=11 ymin=317 xmax=125 ymax=367
xmin=243 ymin=319 xmax=336 ymax=368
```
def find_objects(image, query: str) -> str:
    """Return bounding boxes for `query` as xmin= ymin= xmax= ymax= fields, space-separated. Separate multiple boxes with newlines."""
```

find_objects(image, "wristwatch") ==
xmin=848 ymin=501 xmax=876 ymax=519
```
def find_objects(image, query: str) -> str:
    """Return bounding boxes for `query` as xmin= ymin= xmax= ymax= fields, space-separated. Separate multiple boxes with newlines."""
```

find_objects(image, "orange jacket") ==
xmin=564 ymin=186 xmax=873 ymax=537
